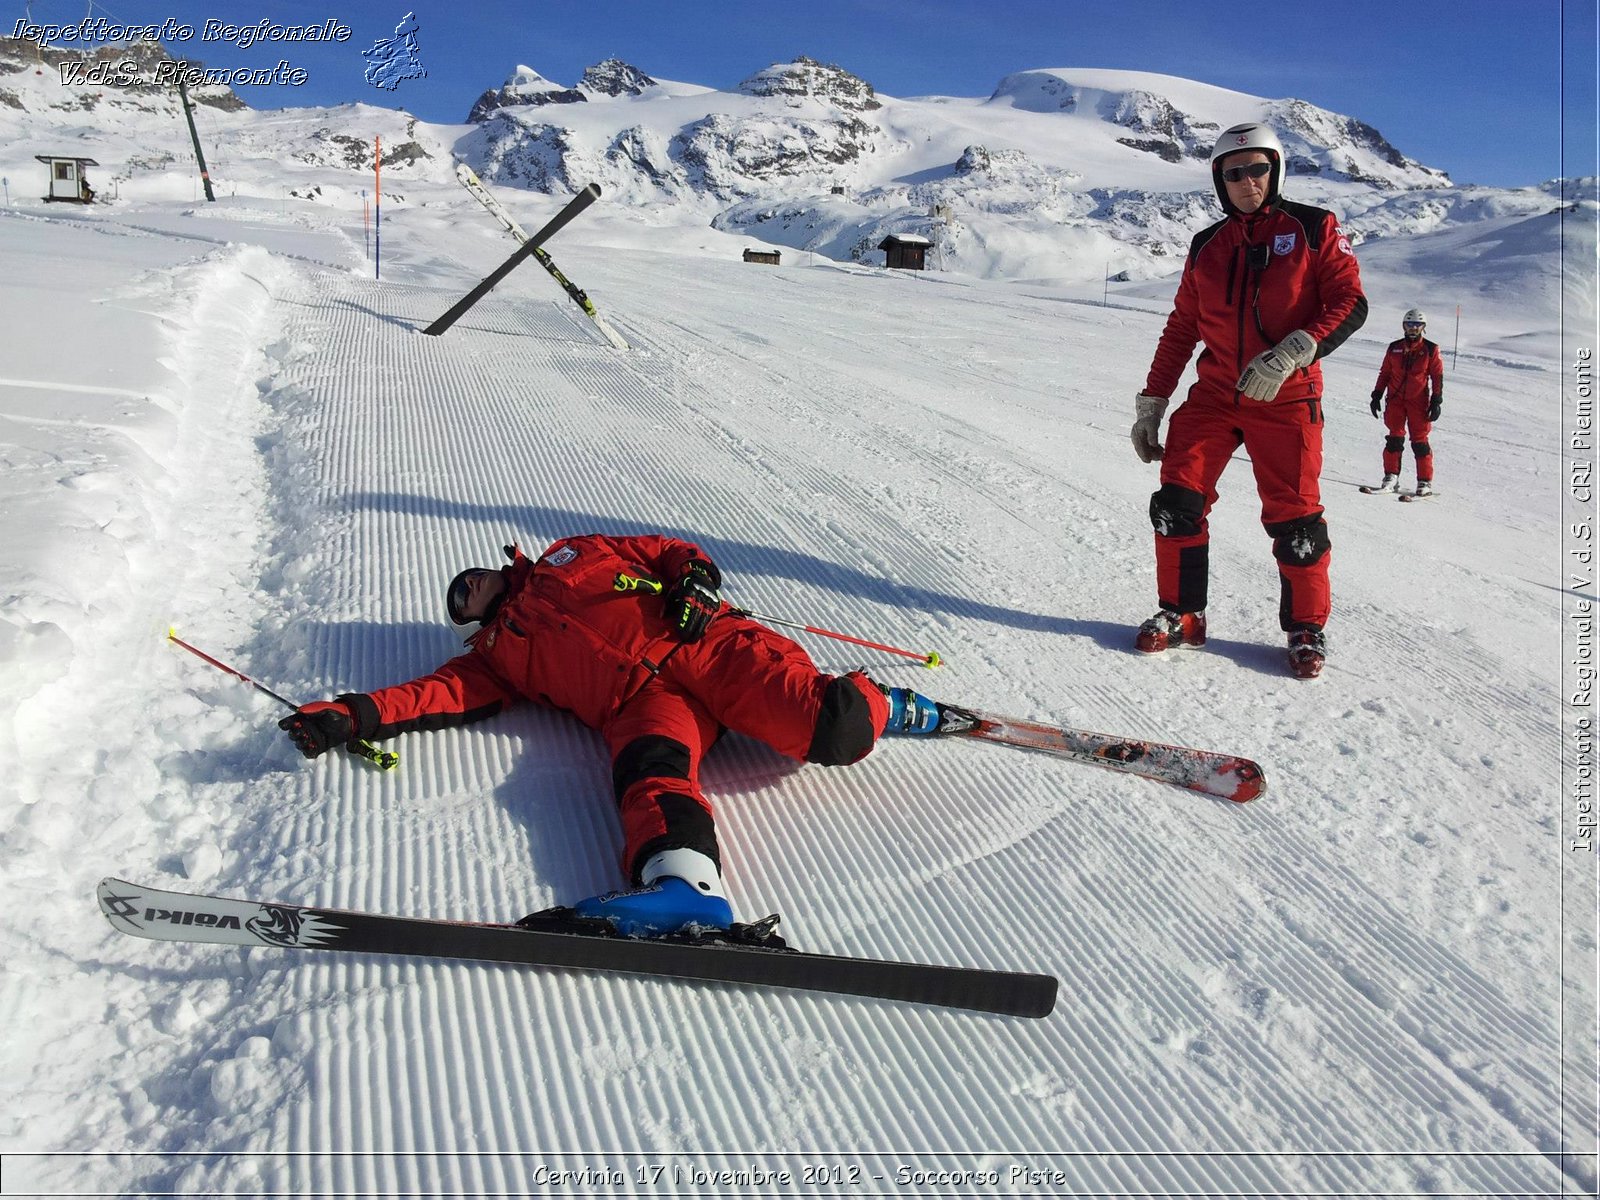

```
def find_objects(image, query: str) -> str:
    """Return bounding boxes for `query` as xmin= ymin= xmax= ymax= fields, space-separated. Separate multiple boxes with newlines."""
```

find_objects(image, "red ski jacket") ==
xmin=1374 ymin=337 xmax=1444 ymax=408
xmin=340 ymin=534 xmax=719 ymax=738
xmin=1144 ymin=199 xmax=1368 ymax=405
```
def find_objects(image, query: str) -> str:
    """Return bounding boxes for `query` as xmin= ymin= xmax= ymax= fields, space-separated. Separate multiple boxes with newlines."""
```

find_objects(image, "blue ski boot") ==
xmin=573 ymin=849 xmax=732 ymax=938
xmin=882 ymin=686 xmax=944 ymax=735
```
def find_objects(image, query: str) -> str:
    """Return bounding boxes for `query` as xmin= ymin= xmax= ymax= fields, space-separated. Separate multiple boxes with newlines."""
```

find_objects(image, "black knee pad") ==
xmin=1149 ymin=484 xmax=1206 ymax=539
xmin=611 ymin=734 xmax=691 ymax=801
xmin=807 ymin=676 xmax=876 ymax=766
xmin=630 ymin=792 xmax=721 ymax=882
xmin=1384 ymin=435 xmax=1405 ymax=454
xmin=1411 ymin=440 xmax=1431 ymax=459
xmin=1266 ymin=514 xmax=1331 ymax=566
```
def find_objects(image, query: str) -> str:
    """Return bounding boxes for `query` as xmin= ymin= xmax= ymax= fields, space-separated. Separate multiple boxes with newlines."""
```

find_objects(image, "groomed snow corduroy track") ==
xmin=17 ymin=205 xmax=1586 ymax=1197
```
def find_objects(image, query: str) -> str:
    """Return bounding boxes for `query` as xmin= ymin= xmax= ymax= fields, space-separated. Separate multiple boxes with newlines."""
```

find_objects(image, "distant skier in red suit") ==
xmin=1365 ymin=307 xmax=1445 ymax=497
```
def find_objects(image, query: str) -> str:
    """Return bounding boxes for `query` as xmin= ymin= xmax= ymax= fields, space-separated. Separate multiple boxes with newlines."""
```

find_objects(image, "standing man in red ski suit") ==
xmin=1365 ymin=307 xmax=1444 ymax=497
xmin=1129 ymin=122 xmax=1367 ymax=679
xmin=277 ymin=533 xmax=945 ymax=938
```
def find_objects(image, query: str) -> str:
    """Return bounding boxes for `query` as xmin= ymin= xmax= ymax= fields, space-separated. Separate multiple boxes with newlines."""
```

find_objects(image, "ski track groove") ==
xmin=612 ymin=315 xmax=1084 ymax=689
xmin=714 ymin=740 xmax=1548 ymax=1189
xmin=649 ymin=276 xmax=1568 ymax=1175
xmin=640 ymin=283 xmax=1553 ymax=746
xmin=176 ymin=260 xmax=1577 ymax=1195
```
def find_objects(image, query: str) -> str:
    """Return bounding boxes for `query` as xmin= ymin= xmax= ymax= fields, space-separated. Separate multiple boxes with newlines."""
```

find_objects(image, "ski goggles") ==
xmin=1403 ymin=321 xmax=1425 ymax=329
xmin=1221 ymin=162 xmax=1272 ymax=183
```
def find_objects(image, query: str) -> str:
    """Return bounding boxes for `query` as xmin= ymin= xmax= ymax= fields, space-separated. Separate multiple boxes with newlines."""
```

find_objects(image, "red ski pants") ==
xmin=600 ymin=615 xmax=888 ymax=881
xmin=1383 ymin=400 xmax=1434 ymax=481
xmin=1152 ymin=391 xmax=1332 ymax=631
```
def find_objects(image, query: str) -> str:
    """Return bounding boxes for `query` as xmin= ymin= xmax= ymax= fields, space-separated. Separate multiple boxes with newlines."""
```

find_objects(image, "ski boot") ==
xmin=1360 ymin=474 xmax=1400 ymax=495
xmin=1135 ymin=609 xmax=1206 ymax=654
xmin=880 ymin=685 xmax=947 ymax=734
xmin=1287 ymin=626 xmax=1327 ymax=680
xmin=1414 ymin=479 xmax=1433 ymax=498
xmin=572 ymin=849 xmax=732 ymax=938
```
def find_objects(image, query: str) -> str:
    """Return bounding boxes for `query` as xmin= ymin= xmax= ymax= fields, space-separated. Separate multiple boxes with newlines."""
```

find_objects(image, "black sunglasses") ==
xmin=448 ymin=570 xmax=487 ymax=623
xmin=1221 ymin=162 xmax=1272 ymax=183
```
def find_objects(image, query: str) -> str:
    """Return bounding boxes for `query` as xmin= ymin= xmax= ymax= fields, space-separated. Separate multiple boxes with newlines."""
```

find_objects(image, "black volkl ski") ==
xmin=98 ymin=878 xmax=1057 ymax=1019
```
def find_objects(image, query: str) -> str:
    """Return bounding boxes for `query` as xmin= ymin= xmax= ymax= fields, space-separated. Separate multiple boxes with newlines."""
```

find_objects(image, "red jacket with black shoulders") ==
xmin=1144 ymin=199 xmax=1368 ymax=405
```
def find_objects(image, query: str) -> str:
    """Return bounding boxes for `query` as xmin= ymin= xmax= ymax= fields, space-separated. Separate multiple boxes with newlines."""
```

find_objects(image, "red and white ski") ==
xmin=935 ymin=706 xmax=1266 ymax=803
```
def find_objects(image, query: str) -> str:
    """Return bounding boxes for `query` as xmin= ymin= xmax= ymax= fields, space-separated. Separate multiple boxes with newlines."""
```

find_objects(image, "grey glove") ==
xmin=1131 ymin=393 xmax=1169 ymax=463
xmin=1236 ymin=329 xmax=1318 ymax=402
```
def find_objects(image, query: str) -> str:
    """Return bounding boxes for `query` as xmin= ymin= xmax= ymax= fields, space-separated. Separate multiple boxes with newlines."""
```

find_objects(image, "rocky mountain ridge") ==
xmin=0 ymin=35 xmax=244 ymax=113
xmin=0 ymin=45 xmax=1562 ymax=283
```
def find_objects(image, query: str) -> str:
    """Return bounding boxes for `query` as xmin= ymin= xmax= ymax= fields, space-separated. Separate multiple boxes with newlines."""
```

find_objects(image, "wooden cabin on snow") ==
xmin=879 ymin=234 xmax=931 ymax=270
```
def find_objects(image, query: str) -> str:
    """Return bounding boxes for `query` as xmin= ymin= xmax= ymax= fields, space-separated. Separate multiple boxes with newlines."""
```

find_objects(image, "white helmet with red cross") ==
xmin=1209 ymin=122 xmax=1285 ymax=213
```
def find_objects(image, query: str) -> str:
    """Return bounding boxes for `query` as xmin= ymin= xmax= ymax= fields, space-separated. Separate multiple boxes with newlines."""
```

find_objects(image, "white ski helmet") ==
xmin=1403 ymin=307 xmax=1427 ymax=325
xmin=1210 ymin=122 xmax=1285 ymax=213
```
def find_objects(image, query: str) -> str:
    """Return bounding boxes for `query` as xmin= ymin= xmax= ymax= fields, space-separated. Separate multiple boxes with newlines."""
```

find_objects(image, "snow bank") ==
xmin=0 ymin=232 xmax=297 ymax=1187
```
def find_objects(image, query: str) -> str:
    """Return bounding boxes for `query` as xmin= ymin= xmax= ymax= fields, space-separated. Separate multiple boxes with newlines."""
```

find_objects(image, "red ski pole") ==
xmin=167 ymin=629 xmax=399 ymax=770
xmin=733 ymin=607 xmax=943 ymax=668
xmin=612 ymin=574 xmax=943 ymax=668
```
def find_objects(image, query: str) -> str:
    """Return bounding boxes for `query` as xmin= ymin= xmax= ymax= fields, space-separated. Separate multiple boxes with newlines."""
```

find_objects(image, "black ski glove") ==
xmin=1369 ymin=389 xmax=1383 ymax=418
xmin=280 ymin=701 xmax=355 ymax=759
xmin=664 ymin=560 xmax=722 ymax=643
xmin=1427 ymin=398 xmax=1442 ymax=422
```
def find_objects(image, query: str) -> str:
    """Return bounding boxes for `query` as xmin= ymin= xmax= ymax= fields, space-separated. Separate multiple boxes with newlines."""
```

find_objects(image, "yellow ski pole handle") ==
xmin=345 ymin=739 xmax=400 ymax=771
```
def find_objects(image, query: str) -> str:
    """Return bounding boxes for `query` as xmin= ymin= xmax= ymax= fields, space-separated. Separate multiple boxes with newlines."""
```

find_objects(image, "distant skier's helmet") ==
xmin=1210 ymin=123 xmax=1285 ymax=212
xmin=1403 ymin=308 xmax=1427 ymax=326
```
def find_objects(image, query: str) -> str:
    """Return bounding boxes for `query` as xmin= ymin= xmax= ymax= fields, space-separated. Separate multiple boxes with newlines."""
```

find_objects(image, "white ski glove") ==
xmin=1236 ymin=329 xmax=1318 ymax=402
xmin=1131 ymin=393 xmax=1169 ymax=463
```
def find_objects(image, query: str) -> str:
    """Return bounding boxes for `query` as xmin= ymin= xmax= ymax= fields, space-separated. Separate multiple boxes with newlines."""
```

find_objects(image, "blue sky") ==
xmin=19 ymin=0 xmax=1597 ymax=187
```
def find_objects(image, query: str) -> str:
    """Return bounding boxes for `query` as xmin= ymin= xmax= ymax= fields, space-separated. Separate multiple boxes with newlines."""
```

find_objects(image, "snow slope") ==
xmin=0 ymin=169 xmax=1594 ymax=1195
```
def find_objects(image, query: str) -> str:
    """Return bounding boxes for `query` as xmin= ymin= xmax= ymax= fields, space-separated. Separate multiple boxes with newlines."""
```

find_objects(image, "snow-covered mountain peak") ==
xmin=467 ymin=64 xmax=587 ymax=122
xmin=988 ymin=67 xmax=1449 ymax=188
xmin=1268 ymin=96 xmax=1450 ymax=188
xmin=737 ymin=56 xmax=881 ymax=112
xmin=0 ymin=43 xmax=1545 ymax=286
xmin=988 ymin=66 xmax=1252 ymax=115
xmin=507 ymin=64 xmax=554 ymax=88
xmin=0 ymin=35 xmax=245 ymax=115
xmin=578 ymin=58 xmax=658 ymax=98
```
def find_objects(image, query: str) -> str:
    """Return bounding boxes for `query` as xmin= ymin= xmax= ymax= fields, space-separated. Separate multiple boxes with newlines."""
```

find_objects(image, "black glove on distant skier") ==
xmin=664 ymin=560 xmax=722 ymax=643
xmin=1369 ymin=389 xmax=1383 ymax=418
xmin=1427 ymin=398 xmax=1442 ymax=422
xmin=280 ymin=701 xmax=355 ymax=759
